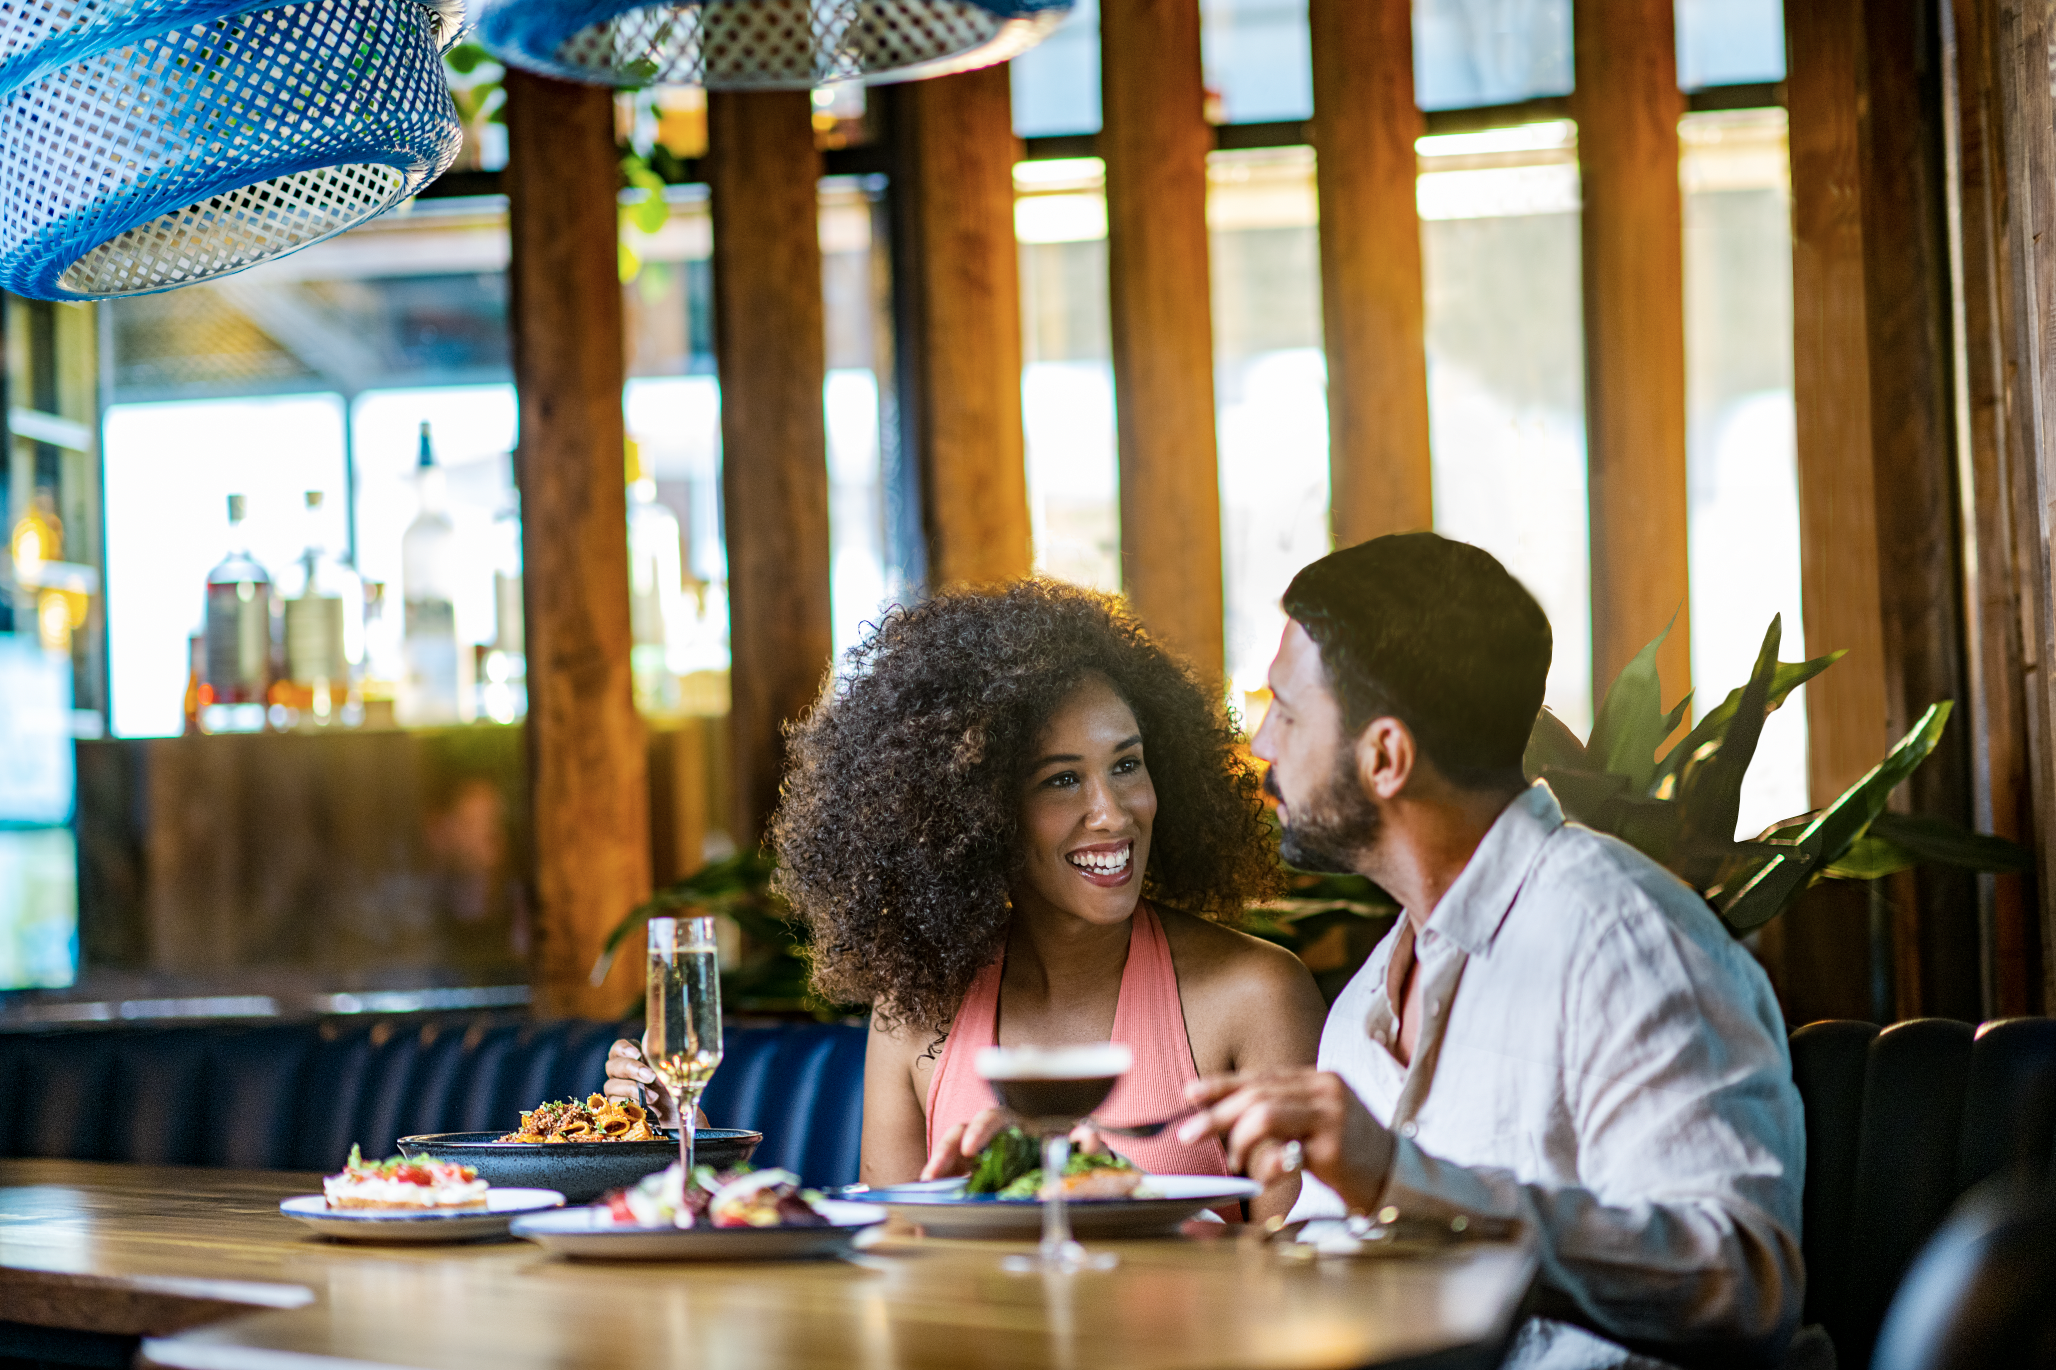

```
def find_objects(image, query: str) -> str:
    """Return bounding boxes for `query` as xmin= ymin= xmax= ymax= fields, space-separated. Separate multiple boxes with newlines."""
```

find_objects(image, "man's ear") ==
xmin=1352 ymin=717 xmax=1416 ymax=800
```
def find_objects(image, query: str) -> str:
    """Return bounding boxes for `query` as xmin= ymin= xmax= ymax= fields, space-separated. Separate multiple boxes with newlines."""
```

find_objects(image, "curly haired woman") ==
xmin=771 ymin=581 xmax=1323 ymax=1219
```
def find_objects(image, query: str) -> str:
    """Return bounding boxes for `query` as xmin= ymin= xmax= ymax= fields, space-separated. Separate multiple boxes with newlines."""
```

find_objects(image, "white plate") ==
xmin=509 ymin=1199 xmax=888 ymax=1260
xmin=866 ymin=1174 xmax=1259 ymax=1238
xmin=279 ymin=1188 xmax=566 ymax=1243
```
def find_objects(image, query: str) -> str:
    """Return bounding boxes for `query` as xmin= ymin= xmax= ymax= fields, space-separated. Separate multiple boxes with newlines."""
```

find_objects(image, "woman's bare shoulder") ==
xmin=1156 ymin=905 xmax=1318 ymax=1002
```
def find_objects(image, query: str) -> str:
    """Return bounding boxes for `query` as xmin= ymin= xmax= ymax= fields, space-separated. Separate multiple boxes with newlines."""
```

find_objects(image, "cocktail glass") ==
xmin=976 ymin=1042 xmax=1134 ymax=1273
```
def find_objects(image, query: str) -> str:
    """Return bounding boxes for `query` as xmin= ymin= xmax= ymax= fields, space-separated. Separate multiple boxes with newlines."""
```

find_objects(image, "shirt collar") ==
xmin=1419 ymin=782 xmax=1564 ymax=957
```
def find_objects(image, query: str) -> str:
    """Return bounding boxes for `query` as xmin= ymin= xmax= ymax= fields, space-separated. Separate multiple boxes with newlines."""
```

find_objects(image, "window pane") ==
xmin=1414 ymin=0 xmax=1574 ymax=112
xmin=1676 ymin=0 xmax=1785 ymax=91
xmin=1012 ymin=0 xmax=1102 ymax=137
xmin=103 ymin=393 xmax=349 ymax=738
xmin=1420 ymin=120 xmax=1592 ymax=730
xmin=1202 ymin=0 xmax=1313 ymax=124
xmin=1209 ymin=146 xmax=1329 ymax=698
xmin=1016 ymin=158 xmax=1120 ymax=591
xmin=1682 ymin=108 xmax=1806 ymax=836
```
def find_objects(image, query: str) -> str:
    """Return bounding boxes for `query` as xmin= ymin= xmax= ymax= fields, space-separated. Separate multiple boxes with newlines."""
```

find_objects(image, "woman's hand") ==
xmin=919 ymin=1106 xmax=1011 ymax=1180
xmin=603 ymin=1038 xmax=679 ymax=1128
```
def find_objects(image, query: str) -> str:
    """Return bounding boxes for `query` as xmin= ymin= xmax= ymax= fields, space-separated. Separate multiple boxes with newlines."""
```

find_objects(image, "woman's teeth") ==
xmin=1067 ymin=845 xmax=1131 ymax=875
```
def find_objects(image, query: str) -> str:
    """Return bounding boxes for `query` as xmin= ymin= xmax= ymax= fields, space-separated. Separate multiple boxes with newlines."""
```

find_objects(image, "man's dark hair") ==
xmin=1282 ymin=532 xmax=1551 ymax=789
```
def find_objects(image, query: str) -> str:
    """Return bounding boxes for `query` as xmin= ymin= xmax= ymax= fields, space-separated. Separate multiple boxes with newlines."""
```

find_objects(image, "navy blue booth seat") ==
xmin=0 ymin=1018 xmax=868 ymax=1186
xmin=1789 ymin=1017 xmax=2056 ymax=1370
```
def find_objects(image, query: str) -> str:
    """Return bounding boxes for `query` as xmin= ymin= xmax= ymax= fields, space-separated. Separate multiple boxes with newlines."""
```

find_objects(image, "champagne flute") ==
xmin=645 ymin=915 xmax=724 ymax=1181
xmin=976 ymin=1042 xmax=1133 ymax=1273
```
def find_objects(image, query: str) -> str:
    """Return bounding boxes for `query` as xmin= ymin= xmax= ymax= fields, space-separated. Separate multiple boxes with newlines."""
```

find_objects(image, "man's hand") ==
xmin=603 ymin=1038 xmax=679 ymax=1127
xmin=1177 ymin=1068 xmax=1397 ymax=1211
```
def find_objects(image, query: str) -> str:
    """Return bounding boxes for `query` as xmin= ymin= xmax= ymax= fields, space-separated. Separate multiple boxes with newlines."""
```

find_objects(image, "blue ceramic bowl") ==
xmin=397 ymin=1130 xmax=761 ymax=1205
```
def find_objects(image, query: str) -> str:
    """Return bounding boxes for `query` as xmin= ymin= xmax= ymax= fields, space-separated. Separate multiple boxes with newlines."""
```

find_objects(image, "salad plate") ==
xmin=280 ymin=1188 xmax=566 ymax=1243
xmin=509 ymin=1199 xmax=888 ymax=1260
xmin=865 ymin=1175 xmax=1259 ymax=1239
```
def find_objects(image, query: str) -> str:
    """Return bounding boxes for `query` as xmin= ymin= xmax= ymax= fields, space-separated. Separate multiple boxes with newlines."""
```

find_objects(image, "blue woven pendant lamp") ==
xmin=475 ymin=0 xmax=1071 ymax=89
xmin=0 ymin=0 xmax=464 ymax=301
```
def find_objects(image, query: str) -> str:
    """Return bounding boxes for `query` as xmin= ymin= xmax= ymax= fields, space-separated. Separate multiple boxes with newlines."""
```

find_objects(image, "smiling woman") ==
xmin=764 ymin=580 xmax=1323 ymax=1219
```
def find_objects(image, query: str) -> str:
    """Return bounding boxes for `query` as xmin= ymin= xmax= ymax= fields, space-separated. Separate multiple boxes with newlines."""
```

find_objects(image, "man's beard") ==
xmin=1266 ymin=745 xmax=1381 ymax=874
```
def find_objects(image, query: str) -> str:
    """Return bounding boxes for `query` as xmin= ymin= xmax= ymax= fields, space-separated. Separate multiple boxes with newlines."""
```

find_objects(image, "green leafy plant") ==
xmin=1528 ymin=615 xmax=2028 ymax=933
xmin=592 ymin=851 xmax=845 ymax=1016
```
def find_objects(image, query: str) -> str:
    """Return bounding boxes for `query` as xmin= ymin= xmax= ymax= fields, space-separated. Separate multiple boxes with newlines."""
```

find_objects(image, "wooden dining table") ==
xmin=0 ymin=1159 xmax=1539 ymax=1370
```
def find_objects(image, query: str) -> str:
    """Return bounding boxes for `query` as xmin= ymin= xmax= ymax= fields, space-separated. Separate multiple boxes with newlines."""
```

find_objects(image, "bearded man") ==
xmin=1181 ymin=532 xmax=1805 ymax=1370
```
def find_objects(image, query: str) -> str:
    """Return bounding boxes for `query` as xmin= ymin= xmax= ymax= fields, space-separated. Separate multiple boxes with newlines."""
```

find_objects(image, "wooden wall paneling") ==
xmin=505 ymin=71 xmax=651 ymax=1017
xmin=648 ymin=721 xmax=711 ymax=887
xmin=885 ymin=67 xmax=1033 ymax=588
xmin=1995 ymin=0 xmax=2056 ymax=1008
xmin=708 ymin=91 xmax=834 ymax=847
xmin=1859 ymin=0 xmax=1982 ymax=1021
xmin=1100 ymin=0 xmax=1225 ymax=681
xmin=1942 ymin=0 xmax=2041 ymax=1015
xmin=1570 ymin=0 xmax=1692 ymax=705
xmin=1787 ymin=0 xmax=1894 ymax=809
xmin=1310 ymin=0 xmax=1433 ymax=545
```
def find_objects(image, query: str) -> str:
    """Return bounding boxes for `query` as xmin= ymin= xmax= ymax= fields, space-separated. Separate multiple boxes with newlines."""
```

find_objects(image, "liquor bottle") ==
xmin=399 ymin=422 xmax=463 ymax=726
xmin=478 ymin=495 xmax=526 ymax=724
xmin=201 ymin=493 xmax=272 ymax=733
xmin=358 ymin=581 xmax=401 ymax=729
xmin=279 ymin=490 xmax=364 ymax=727
xmin=626 ymin=439 xmax=686 ymax=717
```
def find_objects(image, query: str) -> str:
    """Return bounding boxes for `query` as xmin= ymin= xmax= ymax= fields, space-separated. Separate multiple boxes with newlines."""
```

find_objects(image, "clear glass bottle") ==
xmin=400 ymin=422 xmax=463 ymax=726
xmin=479 ymin=495 xmax=527 ymax=725
xmin=626 ymin=439 xmax=686 ymax=718
xmin=279 ymin=490 xmax=365 ymax=727
xmin=201 ymin=493 xmax=272 ymax=733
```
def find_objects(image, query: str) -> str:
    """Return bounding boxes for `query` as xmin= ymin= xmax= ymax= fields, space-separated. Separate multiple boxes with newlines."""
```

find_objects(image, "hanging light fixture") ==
xmin=474 ymin=0 xmax=1071 ymax=89
xmin=0 ymin=0 xmax=465 ymax=301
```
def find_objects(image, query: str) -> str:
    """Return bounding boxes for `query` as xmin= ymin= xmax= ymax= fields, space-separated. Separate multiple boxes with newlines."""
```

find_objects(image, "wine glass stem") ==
xmin=1040 ymin=1131 xmax=1073 ymax=1264
xmin=679 ymin=1091 xmax=700 ymax=1177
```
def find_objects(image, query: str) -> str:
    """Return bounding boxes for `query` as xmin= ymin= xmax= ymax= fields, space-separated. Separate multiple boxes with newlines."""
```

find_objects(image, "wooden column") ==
xmin=1996 ymin=0 xmax=2056 ymax=1010
xmin=1570 ymin=0 xmax=1691 ymax=700
xmin=1788 ymin=0 xmax=1893 ymax=804
xmin=887 ymin=67 xmax=1033 ymax=587
xmin=505 ymin=71 xmax=650 ymax=1017
xmin=1860 ymin=0 xmax=1981 ymax=1020
xmin=1101 ymin=0 xmax=1225 ymax=680
xmin=708 ymin=91 xmax=833 ymax=847
xmin=1311 ymin=0 xmax=1433 ymax=545
xmin=1942 ymin=0 xmax=2039 ymax=1017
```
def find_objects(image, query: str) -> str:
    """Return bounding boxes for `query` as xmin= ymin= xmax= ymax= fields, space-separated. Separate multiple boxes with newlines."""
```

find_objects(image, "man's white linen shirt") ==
xmin=1291 ymin=783 xmax=1805 ymax=1367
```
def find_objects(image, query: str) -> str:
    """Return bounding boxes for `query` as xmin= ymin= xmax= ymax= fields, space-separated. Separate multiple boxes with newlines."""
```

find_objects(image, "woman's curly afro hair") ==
xmin=770 ymin=580 xmax=1279 ymax=1035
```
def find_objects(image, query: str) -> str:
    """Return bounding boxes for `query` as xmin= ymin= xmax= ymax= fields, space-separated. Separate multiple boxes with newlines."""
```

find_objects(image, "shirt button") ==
xmin=1427 ymin=998 xmax=1441 ymax=1016
xmin=1399 ymin=1121 xmax=1419 ymax=1139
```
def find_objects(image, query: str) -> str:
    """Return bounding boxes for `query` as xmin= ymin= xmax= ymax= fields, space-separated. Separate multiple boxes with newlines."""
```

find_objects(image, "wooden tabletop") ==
xmin=0 ymin=1160 xmax=1537 ymax=1370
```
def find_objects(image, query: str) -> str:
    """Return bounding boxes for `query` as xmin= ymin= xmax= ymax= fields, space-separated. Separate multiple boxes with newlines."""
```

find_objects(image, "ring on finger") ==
xmin=1279 ymin=1139 xmax=1304 ymax=1174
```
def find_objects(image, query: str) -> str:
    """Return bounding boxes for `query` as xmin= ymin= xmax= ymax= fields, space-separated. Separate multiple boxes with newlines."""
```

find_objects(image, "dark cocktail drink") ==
xmin=976 ymin=1043 xmax=1133 ymax=1272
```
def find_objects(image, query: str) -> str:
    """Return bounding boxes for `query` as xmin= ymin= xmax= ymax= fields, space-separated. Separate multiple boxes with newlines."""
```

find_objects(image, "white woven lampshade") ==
xmin=476 ymin=0 xmax=1071 ymax=89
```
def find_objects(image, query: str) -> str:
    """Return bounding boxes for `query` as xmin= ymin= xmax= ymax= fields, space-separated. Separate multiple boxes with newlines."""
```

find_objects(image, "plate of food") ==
xmin=510 ymin=1161 xmax=887 ymax=1260
xmin=398 ymin=1095 xmax=761 ymax=1204
xmin=866 ymin=1127 xmax=1259 ymax=1238
xmin=279 ymin=1146 xmax=565 ymax=1243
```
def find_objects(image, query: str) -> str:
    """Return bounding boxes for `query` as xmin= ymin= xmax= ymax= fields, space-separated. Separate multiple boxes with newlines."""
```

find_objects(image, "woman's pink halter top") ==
xmin=924 ymin=901 xmax=1231 ymax=1179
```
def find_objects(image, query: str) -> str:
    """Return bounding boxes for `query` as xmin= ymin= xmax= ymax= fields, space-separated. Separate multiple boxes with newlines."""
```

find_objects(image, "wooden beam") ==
xmin=1570 ymin=0 xmax=1691 ymax=703
xmin=504 ymin=70 xmax=650 ymax=1018
xmin=1991 ymin=0 xmax=2056 ymax=1011
xmin=1859 ymin=0 xmax=1981 ymax=1020
xmin=708 ymin=91 xmax=833 ymax=848
xmin=1941 ymin=0 xmax=2040 ymax=1017
xmin=1101 ymin=0 xmax=1225 ymax=680
xmin=886 ymin=67 xmax=1033 ymax=588
xmin=1787 ymin=0 xmax=1893 ymax=805
xmin=1310 ymin=0 xmax=1432 ymax=545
